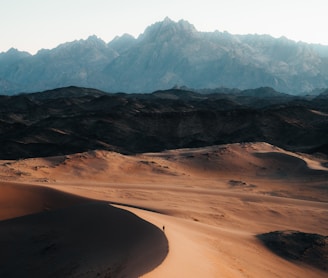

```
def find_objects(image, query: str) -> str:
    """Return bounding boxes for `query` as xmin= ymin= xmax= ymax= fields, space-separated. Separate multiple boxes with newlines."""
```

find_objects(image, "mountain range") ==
xmin=1 ymin=17 xmax=328 ymax=95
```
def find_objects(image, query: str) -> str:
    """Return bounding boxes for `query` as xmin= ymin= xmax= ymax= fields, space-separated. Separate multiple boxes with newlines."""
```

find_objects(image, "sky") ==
xmin=0 ymin=0 xmax=327 ymax=54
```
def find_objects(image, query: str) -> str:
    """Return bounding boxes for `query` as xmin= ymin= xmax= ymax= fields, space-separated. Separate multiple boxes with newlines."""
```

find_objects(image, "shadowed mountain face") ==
xmin=0 ymin=86 xmax=328 ymax=159
xmin=1 ymin=18 xmax=328 ymax=95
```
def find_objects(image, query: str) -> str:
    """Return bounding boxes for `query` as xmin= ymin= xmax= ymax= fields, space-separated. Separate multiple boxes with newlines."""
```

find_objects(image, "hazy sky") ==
xmin=1 ymin=0 xmax=327 ymax=54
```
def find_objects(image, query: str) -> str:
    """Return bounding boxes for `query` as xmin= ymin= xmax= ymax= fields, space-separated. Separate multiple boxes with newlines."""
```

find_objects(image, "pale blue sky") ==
xmin=0 ymin=0 xmax=327 ymax=54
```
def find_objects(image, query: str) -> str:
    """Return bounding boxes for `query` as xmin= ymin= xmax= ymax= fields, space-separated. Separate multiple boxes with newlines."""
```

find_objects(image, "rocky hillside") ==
xmin=1 ymin=86 xmax=328 ymax=159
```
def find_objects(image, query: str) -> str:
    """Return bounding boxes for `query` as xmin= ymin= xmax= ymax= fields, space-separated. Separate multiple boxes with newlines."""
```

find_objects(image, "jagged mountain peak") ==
xmin=111 ymin=33 xmax=135 ymax=42
xmin=108 ymin=33 xmax=137 ymax=54
xmin=68 ymin=35 xmax=107 ymax=49
xmin=139 ymin=17 xmax=197 ymax=41
xmin=85 ymin=35 xmax=107 ymax=46
xmin=2 ymin=48 xmax=23 ymax=54
xmin=0 ymin=48 xmax=31 ymax=59
xmin=40 ymin=36 xmax=109 ymax=56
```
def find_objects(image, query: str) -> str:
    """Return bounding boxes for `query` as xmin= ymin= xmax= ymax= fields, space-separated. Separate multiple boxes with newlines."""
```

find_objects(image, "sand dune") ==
xmin=0 ymin=142 xmax=327 ymax=277
xmin=0 ymin=182 xmax=88 ymax=220
xmin=2 ymin=142 xmax=327 ymax=201
xmin=0 ymin=184 xmax=168 ymax=277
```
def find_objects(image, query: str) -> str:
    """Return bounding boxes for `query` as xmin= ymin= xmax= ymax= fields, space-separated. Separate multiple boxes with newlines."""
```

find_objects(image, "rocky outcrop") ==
xmin=258 ymin=231 xmax=328 ymax=271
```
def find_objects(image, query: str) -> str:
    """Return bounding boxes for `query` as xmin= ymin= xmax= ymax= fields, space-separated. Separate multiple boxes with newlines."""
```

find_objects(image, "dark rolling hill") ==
xmin=0 ymin=86 xmax=328 ymax=159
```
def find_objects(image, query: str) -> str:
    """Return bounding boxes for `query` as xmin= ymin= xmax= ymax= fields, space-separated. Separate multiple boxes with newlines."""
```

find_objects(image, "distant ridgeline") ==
xmin=1 ymin=18 xmax=328 ymax=95
xmin=0 ymin=86 xmax=328 ymax=159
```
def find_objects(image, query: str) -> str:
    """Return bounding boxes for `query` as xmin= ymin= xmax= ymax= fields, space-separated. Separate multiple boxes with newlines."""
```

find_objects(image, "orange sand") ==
xmin=0 ymin=142 xmax=327 ymax=277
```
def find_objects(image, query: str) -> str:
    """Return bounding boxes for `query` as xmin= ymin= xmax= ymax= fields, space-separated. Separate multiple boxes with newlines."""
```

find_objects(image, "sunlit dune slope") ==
xmin=1 ymin=142 xmax=327 ymax=201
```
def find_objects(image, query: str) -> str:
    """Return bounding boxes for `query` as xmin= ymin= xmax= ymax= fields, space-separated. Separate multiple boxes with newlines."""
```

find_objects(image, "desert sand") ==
xmin=0 ymin=142 xmax=327 ymax=277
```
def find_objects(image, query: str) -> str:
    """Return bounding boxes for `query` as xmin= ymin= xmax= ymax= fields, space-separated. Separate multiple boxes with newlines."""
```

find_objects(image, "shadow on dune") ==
xmin=0 ymin=183 xmax=168 ymax=278
xmin=253 ymin=152 xmax=328 ymax=179
xmin=257 ymin=231 xmax=328 ymax=272
xmin=0 ymin=182 xmax=88 ymax=221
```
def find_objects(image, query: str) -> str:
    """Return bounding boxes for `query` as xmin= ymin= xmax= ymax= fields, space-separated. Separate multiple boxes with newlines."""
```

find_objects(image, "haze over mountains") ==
xmin=1 ymin=18 xmax=328 ymax=95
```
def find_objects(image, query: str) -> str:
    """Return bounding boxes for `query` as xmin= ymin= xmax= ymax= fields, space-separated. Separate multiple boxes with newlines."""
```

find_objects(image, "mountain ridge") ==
xmin=1 ymin=18 xmax=328 ymax=95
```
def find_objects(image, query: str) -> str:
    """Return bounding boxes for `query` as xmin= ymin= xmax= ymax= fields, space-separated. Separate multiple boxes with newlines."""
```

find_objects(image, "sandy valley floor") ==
xmin=0 ymin=142 xmax=327 ymax=277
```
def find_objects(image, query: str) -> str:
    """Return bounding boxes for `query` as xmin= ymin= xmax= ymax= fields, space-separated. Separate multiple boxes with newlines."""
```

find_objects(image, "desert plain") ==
xmin=0 ymin=142 xmax=327 ymax=277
